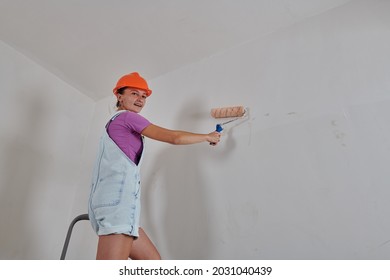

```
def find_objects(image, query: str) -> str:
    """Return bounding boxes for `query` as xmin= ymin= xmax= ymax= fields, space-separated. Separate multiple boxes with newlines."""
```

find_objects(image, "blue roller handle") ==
xmin=210 ymin=124 xmax=223 ymax=145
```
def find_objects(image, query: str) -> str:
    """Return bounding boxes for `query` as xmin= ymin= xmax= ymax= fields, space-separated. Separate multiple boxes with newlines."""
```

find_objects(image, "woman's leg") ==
xmin=129 ymin=227 xmax=161 ymax=260
xmin=96 ymin=234 xmax=134 ymax=260
xmin=96 ymin=228 xmax=160 ymax=260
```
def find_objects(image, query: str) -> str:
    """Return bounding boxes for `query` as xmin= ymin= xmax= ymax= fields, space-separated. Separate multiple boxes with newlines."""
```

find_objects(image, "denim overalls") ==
xmin=88 ymin=111 xmax=144 ymax=238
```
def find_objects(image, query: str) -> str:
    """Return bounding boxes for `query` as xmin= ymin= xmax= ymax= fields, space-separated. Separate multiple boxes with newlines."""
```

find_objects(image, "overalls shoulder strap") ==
xmin=105 ymin=110 xmax=127 ymax=129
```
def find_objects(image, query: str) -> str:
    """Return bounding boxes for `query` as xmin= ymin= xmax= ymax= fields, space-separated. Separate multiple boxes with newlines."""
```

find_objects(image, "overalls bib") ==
xmin=88 ymin=110 xmax=144 ymax=237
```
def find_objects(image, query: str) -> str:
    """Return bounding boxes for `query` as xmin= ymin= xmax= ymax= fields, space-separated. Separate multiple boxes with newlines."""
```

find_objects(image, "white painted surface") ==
xmin=0 ymin=0 xmax=355 ymax=101
xmin=138 ymin=0 xmax=390 ymax=259
xmin=0 ymin=40 xmax=95 ymax=259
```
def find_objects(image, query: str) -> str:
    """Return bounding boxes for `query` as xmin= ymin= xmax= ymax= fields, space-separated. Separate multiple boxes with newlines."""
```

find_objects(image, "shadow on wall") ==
xmin=142 ymin=99 xmax=232 ymax=259
xmin=0 ymin=89 xmax=50 ymax=259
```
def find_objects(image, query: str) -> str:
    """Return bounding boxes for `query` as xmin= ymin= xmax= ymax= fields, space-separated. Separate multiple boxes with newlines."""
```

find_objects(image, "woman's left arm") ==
xmin=141 ymin=124 xmax=221 ymax=145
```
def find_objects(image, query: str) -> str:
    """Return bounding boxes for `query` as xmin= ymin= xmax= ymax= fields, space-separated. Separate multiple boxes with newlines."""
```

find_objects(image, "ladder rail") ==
xmin=60 ymin=213 xmax=89 ymax=260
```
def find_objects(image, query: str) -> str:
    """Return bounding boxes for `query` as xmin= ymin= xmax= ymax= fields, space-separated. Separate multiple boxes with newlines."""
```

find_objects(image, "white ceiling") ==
xmin=0 ymin=0 xmax=354 ymax=101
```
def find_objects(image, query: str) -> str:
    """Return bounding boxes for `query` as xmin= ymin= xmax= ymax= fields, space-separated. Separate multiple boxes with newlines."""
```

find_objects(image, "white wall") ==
xmin=1 ymin=0 xmax=389 ymax=260
xmin=63 ymin=97 xmax=116 ymax=260
xmin=0 ymin=40 xmax=95 ymax=259
xmin=74 ymin=0 xmax=390 ymax=259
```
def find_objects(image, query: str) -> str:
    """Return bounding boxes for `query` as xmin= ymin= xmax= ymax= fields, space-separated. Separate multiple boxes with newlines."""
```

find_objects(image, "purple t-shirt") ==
xmin=107 ymin=111 xmax=151 ymax=165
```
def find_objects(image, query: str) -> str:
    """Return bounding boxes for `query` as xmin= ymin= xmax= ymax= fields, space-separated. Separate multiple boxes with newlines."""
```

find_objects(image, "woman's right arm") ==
xmin=141 ymin=124 xmax=221 ymax=145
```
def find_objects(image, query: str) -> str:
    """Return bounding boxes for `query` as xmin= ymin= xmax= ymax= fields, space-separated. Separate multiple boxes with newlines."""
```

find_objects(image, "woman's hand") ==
xmin=207 ymin=131 xmax=221 ymax=146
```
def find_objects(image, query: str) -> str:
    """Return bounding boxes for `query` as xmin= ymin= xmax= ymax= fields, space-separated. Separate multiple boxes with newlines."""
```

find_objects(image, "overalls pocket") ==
xmin=91 ymin=172 xmax=127 ymax=209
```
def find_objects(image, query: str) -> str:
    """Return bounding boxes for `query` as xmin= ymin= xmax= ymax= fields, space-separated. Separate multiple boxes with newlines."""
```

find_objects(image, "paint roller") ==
xmin=209 ymin=106 xmax=247 ymax=145
xmin=211 ymin=105 xmax=247 ymax=131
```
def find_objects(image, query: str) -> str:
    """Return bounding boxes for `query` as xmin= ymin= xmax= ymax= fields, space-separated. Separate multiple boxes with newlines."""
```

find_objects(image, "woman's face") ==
xmin=117 ymin=87 xmax=148 ymax=113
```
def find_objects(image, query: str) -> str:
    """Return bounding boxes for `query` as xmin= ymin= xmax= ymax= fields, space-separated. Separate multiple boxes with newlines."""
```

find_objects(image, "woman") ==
xmin=88 ymin=72 xmax=221 ymax=260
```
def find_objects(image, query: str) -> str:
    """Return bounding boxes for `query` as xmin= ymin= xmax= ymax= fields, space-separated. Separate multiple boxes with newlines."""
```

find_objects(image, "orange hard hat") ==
xmin=113 ymin=72 xmax=152 ymax=96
